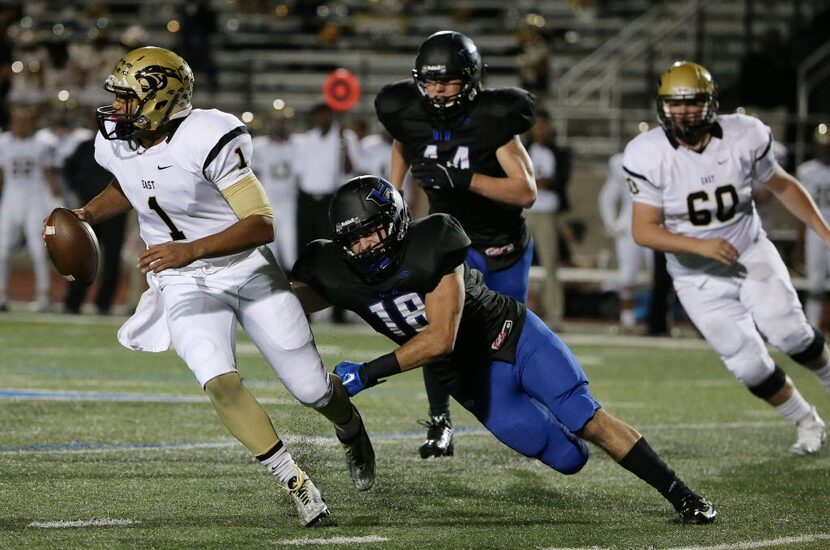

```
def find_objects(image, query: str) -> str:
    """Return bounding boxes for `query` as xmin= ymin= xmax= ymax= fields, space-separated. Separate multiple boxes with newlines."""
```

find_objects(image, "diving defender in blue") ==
xmin=292 ymin=176 xmax=717 ymax=524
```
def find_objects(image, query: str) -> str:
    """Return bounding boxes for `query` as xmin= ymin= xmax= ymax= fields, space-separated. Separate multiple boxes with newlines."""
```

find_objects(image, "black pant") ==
xmin=65 ymin=214 xmax=127 ymax=314
xmin=647 ymin=251 xmax=673 ymax=336
xmin=296 ymin=190 xmax=345 ymax=322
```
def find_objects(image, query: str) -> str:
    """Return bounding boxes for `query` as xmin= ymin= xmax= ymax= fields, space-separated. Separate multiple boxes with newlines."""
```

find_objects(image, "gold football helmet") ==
xmin=96 ymin=46 xmax=194 ymax=141
xmin=656 ymin=61 xmax=718 ymax=144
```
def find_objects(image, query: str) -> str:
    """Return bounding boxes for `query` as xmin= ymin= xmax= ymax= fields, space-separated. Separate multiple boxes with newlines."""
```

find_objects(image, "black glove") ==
xmin=410 ymin=159 xmax=473 ymax=191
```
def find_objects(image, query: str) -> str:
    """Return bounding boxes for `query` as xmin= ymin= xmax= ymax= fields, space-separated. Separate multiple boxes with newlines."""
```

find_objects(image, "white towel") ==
xmin=117 ymin=273 xmax=171 ymax=352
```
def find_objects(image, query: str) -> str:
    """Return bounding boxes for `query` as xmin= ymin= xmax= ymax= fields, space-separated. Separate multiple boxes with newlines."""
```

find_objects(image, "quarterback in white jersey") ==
xmin=799 ymin=124 xmax=830 ymax=326
xmin=0 ymin=108 xmax=59 ymax=311
xmin=251 ymin=117 xmax=298 ymax=268
xmin=74 ymin=47 xmax=374 ymax=526
xmin=598 ymin=152 xmax=653 ymax=329
xmin=628 ymin=61 xmax=830 ymax=455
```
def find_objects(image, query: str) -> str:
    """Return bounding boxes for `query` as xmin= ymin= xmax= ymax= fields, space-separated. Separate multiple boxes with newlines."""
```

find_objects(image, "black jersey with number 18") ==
xmin=293 ymin=214 xmax=527 ymax=381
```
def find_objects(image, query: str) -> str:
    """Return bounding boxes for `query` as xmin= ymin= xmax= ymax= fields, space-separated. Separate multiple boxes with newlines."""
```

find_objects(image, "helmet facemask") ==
xmin=657 ymin=93 xmax=718 ymax=145
xmin=413 ymin=71 xmax=479 ymax=120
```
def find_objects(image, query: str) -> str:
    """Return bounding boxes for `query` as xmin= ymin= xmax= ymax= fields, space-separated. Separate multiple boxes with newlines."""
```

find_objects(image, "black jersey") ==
xmin=293 ymin=214 xmax=527 ymax=381
xmin=375 ymin=81 xmax=536 ymax=271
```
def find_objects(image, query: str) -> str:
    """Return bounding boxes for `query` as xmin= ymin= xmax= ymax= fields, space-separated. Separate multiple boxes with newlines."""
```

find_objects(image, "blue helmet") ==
xmin=329 ymin=176 xmax=410 ymax=283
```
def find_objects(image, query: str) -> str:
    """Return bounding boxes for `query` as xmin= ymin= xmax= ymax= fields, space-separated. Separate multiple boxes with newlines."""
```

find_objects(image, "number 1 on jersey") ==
xmin=148 ymin=196 xmax=186 ymax=241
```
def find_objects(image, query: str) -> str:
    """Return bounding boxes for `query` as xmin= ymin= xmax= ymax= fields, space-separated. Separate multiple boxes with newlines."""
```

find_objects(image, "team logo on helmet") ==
xmin=135 ymin=65 xmax=183 ymax=93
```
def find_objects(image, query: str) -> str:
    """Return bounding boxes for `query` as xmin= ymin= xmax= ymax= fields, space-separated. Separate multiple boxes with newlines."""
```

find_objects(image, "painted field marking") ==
xmin=28 ymin=518 xmax=140 ymax=528
xmin=276 ymin=535 xmax=389 ymax=546
xmin=542 ymin=533 xmax=830 ymax=550
xmin=666 ymin=533 xmax=830 ymax=550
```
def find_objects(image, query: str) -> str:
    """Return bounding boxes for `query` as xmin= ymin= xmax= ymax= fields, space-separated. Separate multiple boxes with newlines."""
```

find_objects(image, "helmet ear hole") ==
xmin=155 ymin=100 xmax=169 ymax=111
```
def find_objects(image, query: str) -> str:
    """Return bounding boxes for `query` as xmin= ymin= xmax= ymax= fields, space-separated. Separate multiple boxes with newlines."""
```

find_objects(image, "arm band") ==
xmin=364 ymin=352 xmax=402 ymax=385
xmin=222 ymin=174 xmax=274 ymax=219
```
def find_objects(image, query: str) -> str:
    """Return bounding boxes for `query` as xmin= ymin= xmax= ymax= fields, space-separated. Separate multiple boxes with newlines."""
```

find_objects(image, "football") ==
xmin=44 ymin=208 xmax=100 ymax=286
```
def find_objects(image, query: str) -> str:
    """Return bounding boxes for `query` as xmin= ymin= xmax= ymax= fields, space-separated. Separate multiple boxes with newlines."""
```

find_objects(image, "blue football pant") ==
xmin=454 ymin=311 xmax=600 ymax=474
xmin=465 ymin=240 xmax=534 ymax=303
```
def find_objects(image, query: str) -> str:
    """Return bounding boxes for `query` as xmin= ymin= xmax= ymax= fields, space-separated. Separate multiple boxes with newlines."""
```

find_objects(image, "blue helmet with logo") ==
xmin=329 ymin=176 xmax=410 ymax=283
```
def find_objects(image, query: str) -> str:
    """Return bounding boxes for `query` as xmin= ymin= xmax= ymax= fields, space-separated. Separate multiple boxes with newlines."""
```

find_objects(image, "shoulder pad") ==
xmin=375 ymin=80 xmax=420 ymax=119
xmin=415 ymin=214 xmax=470 ymax=279
xmin=475 ymin=88 xmax=536 ymax=136
xmin=292 ymin=239 xmax=331 ymax=285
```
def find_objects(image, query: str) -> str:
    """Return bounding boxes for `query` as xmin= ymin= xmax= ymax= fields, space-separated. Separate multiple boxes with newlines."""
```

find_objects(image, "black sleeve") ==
xmin=433 ymin=214 xmax=471 ymax=278
xmin=292 ymin=240 xmax=335 ymax=301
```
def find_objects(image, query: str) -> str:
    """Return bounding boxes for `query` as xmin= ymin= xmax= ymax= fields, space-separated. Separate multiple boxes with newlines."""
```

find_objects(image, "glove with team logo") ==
xmin=334 ymin=353 xmax=400 ymax=397
xmin=410 ymin=159 xmax=473 ymax=191
xmin=334 ymin=361 xmax=370 ymax=397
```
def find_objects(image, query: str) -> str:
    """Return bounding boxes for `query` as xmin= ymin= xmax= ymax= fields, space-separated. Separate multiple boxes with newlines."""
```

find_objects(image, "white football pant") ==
xmin=674 ymin=237 xmax=814 ymax=387
xmin=156 ymin=247 xmax=331 ymax=406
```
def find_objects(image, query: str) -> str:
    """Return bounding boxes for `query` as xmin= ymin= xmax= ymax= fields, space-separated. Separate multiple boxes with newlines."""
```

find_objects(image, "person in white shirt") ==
xmin=359 ymin=129 xmax=393 ymax=181
xmin=69 ymin=47 xmax=374 ymax=526
xmin=35 ymin=107 xmax=95 ymax=208
xmin=627 ymin=61 xmax=830 ymax=455
xmin=799 ymin=124 xmax=830 ymax=326
xmin=526 ymin=110 xmax=563 ymax=328
xmin=293 ymin=103 xmax=355 ymax=323
xmin=0 ymin=107 xmax=59 ymax=311
xmin=252 ymin=115 xmax=298 ymax=269
xmin=599 ymin=152 xmax=653 ymax=330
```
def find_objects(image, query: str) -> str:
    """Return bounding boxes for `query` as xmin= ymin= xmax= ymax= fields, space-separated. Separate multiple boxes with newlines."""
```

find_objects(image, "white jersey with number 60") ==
xmin=95 ymin=109 xmax=254 ymax=267
xmin=623 ymin=113 xmax=776 ymax=277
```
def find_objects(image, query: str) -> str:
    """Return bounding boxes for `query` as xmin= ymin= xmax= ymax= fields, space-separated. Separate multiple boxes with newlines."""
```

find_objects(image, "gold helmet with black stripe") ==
xmin=656 ymin=61 xmax=718 ymax=144
xmin=96 ymin=46 xmax=194 ymax=141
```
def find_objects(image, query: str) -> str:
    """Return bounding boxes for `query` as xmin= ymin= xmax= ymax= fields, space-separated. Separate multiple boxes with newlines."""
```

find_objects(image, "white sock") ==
xmin=620 ymin=309 xmax=636 ymax=329
xmin=813 ymin=363 xmax=830 ymax=391
xmin=334 ymin=406 xmax=361 ymax=442
xmin=257 ymin=441 xmax=296 ymax=485
xmin=775 ymin=389 xmax=813 ymax=424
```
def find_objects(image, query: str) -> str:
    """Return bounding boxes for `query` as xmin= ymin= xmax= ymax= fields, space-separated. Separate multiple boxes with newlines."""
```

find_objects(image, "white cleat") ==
xmin=789 ymin=407 xmax=827 ymax=455
xmin=284 ymin=465 xmax=333 ymax=527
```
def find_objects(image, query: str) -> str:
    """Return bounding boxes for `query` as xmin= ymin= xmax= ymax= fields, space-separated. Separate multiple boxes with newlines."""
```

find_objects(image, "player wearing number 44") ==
xmin=626 ymin=61 xmax=830 ymax=455
xmin=68 ymin=46 xmax=376 ymax=527
xmin=375 ymin=30 xmax=538 ymax=458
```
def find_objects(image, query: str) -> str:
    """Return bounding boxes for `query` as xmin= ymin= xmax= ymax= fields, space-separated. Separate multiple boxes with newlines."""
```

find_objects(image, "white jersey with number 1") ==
xmin=623 ymin=113 xmax=776 ymax=278
xmin=95 ymin=108 xmax=254 ymax=268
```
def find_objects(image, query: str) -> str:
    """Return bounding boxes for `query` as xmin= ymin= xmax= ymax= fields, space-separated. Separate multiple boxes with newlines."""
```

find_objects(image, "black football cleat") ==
xmin=417 ymin=414 xmax=454 ymax=458
xmin=338 ymin=413 xmax=375 ymax=491
xmin=676 ymin=494 xmax=717 ymax=525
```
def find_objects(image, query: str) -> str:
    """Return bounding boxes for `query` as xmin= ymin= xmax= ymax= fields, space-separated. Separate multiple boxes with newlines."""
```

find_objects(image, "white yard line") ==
xmin=542 ymin=534 xmax=830 ymax=550
xmin=28 ymin=518 xmax=140 ymax=528
xmin=665 ymin=533 xmax=830 ymax=550
xmin=276 ymin=535 xmax=389 ymax=546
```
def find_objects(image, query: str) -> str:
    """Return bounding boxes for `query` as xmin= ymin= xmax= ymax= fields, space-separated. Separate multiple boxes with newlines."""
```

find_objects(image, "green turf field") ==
xmin=1 ymin=314 xmax=828 ymax=549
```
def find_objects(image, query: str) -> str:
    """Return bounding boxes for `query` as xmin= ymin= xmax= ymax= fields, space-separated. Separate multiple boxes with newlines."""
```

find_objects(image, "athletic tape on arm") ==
xmin=222 ymin=174 xmax=274 ymax=219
